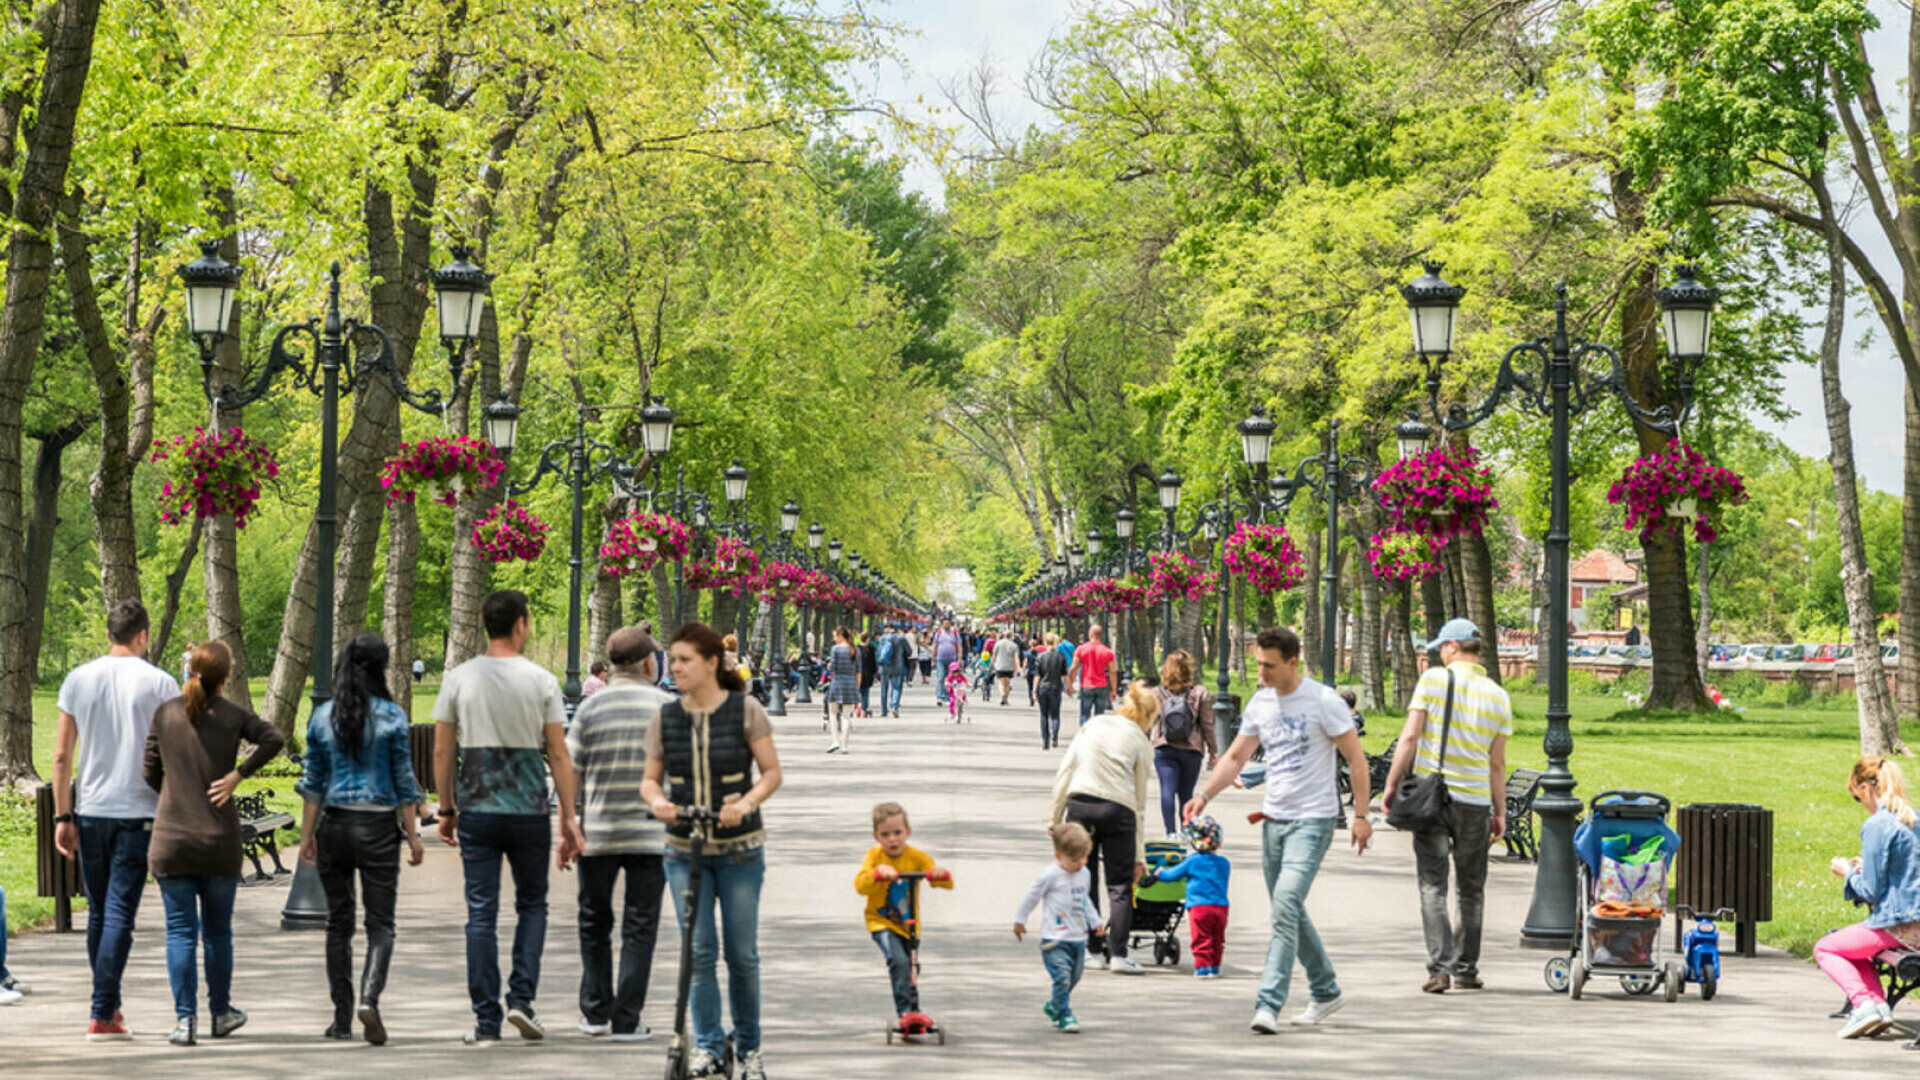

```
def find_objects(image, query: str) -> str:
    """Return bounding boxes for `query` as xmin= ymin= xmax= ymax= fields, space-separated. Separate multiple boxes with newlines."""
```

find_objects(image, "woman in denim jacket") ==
xmin=296 ymin=634 xmax=425 ymax=1044
xmin=1818 ymin=755 xmax=1920 ymax=1039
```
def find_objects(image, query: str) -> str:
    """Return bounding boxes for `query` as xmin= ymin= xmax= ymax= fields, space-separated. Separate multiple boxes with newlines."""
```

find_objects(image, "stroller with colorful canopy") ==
xmin=1545 ymin=790 xmax=1686 ymax=1001
xmin=1128 ymin=839 xmax=1189 ymax=967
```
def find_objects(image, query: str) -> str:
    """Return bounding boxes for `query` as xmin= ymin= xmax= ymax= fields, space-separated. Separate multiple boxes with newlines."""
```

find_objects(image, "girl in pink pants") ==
xmin=1819 ymin=755 xmax=1920 ymax=1040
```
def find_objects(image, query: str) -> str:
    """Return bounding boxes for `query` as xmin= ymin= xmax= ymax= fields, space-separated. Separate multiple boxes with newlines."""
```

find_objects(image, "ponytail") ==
xmin=182 ymin=641 xmax=233 ymax=725
xmin=1851 ymin=755 xmax=1918 ymax=828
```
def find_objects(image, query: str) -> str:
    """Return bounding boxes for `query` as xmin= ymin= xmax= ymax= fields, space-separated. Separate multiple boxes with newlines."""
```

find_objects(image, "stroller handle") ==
xmin=1589 ymin=789 xmax=1670 ymax=814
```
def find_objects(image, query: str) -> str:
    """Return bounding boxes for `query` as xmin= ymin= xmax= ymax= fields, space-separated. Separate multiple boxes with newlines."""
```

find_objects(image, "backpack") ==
xmin=877 ymin=635 xmax=897 ymax=669
xmin=1159 ymin=688 xmax=1195 ymax=745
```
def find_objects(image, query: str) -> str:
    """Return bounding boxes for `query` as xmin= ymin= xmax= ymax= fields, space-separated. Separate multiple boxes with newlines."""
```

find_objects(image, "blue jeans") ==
xmin=1037 ymin=687 xmax=1062 ymax=747
xmin=882 ymin=671 xmax=906 ymax=714
xmin=0 ymin=883 xmax=9 ymax=978
xmin=1258 ymin=818 xmax=1340 ymax=1011
xmin=458 ymin=813 xmax=551 ymax=1033
xmin=859 ymin=683 xmax=872 ymax=713
xmin=1040 ymin=939 xmax=1085 ymax=1017
xmin=77 ymin=816 xmax=151 ymax=1021
xmin=872 ymin=929 xmax=918 ymax=1015
xmin=934 ymin=658 xmax=957 ymax=701
xmin=157 ymin=876 xmax=238 ymax=1019
xmin=1155 ymin=746 xmax=1204 ymax=835
xmin=664 ymin=847 xmax=765 ymax=1056
xmin=1078 ymin=686 xmax=1111 ymax=726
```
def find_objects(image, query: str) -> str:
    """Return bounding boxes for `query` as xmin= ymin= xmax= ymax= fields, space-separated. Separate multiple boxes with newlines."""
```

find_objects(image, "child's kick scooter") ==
xmin=885 ymin=870 xmax=947 ymax=1046
xmin=665 ymin=806 xmax=729 ymax=1080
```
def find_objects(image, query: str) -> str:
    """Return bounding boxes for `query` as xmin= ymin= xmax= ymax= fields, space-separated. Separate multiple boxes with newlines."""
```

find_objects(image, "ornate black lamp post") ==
xmin=721 ymin=460 xmax=753 ymax=647
xmin=766 ymin=499 xmax=801 ymax=717
xmin=794 ymin=522 xmax=824 ymax=704
xmin=1399 ymin=260 xmax=1716 ymax=950
xmin=1115 ymin=507 xmax=1138 ymax=682
xmin=1154 ymin=468 xmax=1184 ymax=656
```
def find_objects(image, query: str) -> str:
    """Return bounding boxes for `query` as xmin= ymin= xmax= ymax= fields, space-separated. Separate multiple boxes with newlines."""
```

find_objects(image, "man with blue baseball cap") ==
xmin=1382 ymin=617 xmax=1512 ymax=994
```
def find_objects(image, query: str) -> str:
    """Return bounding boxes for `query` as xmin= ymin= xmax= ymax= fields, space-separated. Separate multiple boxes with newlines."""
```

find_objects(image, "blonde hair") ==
xmin=1161 ymin=650 xmax=1194 ymax=694
xmin=1050 ymin=821 xmax=1092 ymax=860
xmin=1045 ymin=632 xmax=1058 ymax=646
xmin=723 ymin=633 xmax=739 ymax=652
xmin=1853 ymin=756 xmax=1918 ymax=827
xmin=1112 ymin=679 xmax=1158 ymax=734
xmin=872 ymin=802 xmax=908 ymax=830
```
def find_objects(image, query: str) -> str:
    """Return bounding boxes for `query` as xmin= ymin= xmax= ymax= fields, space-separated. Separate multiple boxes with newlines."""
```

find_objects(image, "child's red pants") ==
xmin=1188 ymin=903 xmax=1228 ymax=968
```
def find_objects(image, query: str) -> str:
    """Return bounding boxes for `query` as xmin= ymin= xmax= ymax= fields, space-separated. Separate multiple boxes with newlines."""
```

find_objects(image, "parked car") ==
xmin=1811 ymin=643 xmax=1851 ymax=662
xmin=1770 ymin=644 xmax=1810 ymax=663
xmin=1630 ymin=645 xmax=1652 ymax=661
xmin=1707 ymin=643 xmax=1741 ymax=663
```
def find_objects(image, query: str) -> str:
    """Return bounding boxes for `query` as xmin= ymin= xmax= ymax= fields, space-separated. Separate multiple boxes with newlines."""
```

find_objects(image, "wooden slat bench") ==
xmin=1502 ymin=768 xmax=1544 ymax=861
xmin=235 ymin=790 xmax=296 ymax=885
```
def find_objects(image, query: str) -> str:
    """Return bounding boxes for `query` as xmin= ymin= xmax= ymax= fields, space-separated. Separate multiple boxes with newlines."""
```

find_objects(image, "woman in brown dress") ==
xmin=142 ymin=641 xmax=284 ymax=1046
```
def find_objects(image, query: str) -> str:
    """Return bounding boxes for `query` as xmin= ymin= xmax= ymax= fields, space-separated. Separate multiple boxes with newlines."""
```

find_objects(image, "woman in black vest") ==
xmin=642 ymin=622 xmax=783 ymax=1080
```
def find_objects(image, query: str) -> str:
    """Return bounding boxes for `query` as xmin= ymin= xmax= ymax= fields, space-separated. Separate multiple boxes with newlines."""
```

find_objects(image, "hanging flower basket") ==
xmin=1372 ymin=444 xmax=1497 ymax=541
xmin=380 ymin=436 xmax=504 ymax=506
xmin=599 ymin=511 xmax=693 ymax=577
xmin=1366 ymin=528 xmax=1445 ymax=582
xmin=792 ymin=570 xmax=841 ymax=609
xmin=1607 ymin=439 xmax=1748 ymax=544
xmin=472 ymin=501 xmax=550 ymax=564
xmin=1146 ymin=550 xmax=1220 ymax=604
xmin=152 ymin=426 xmax=280 ymax=529
xmin=684 ymin=537 xmax=760 ymax=593
xmin=1222 ymin=522 xmax=1307 ymax=594
xmin=753 ymin=560 xmax=808 ymax=602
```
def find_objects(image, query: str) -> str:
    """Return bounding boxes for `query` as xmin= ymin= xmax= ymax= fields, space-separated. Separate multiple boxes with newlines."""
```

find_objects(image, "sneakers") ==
xmin=825 ymin=743 xmax=842 ymax=754
xmin=1054 ymin=1013 xmax=1081 ymax=1033
xmin=1451 ymin=974 xmax=1483 ymax=990
xmin=0 ymin=987 xmax=21 ymax=1006
xmin=1839 ymin=1002 xmax=1893 ymax=1039
xmin=463 ymin=1027 xmax=501 ymax=1046
xmin=506 ymin=1005 xmax=545 ymax=1040
xmin=1 ymin=974 xmax=29 ymax=996
xmin=1193 ymin=965 xmax=1218 ymax=979
xmin=211 ymin=1008 xmax=247 ymax=1038
xmin=1292 ymin=995 xmax=1345 ymax=1025
xmin=1043 ymin=1001 xmax=1061 ymax=1023
xmin=687 ymin=1048 xmax=726 ymax=1077
xmin=1087 ymin=953 xmax=1108 ymax=971
xmin=578 ymin=1017 xmax=612 ymax=1037
xmin=169 ymin=1016 xmax=196 ymax=1046
xmin=610 ymin=1024 xmax=653 ymax=1043
xmin=1109 ymin=957 xmax=1145 ymax=975
xmin=739 ymin=1048 xmax=767 ymax=1079
xmin=1249 ymin=1007 xmax=1281 ymax=1035
xmin=87 ymin=1019 xmax=133 ymax=1042
xmin=1422 ymin=972 xmax=1451 ymax=994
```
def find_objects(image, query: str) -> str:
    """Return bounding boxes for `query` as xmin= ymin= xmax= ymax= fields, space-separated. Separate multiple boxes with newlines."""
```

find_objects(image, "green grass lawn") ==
xmin=2 ymin=680 xmax=442 ymax=935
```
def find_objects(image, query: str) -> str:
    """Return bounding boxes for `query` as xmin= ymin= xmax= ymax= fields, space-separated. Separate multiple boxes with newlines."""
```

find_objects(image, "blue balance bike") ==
xmin=1676 ymin=906 xmax=1733 ymax=1001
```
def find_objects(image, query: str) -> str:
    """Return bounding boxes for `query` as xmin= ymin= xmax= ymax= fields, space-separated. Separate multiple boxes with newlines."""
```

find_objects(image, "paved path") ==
xmin=0 ymin=677 xmax=1888 ymax=1077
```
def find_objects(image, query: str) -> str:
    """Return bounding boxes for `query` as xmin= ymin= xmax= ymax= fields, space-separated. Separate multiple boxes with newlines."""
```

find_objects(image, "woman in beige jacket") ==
xmin=1049 ymin=681 xmax=1155 ymax=973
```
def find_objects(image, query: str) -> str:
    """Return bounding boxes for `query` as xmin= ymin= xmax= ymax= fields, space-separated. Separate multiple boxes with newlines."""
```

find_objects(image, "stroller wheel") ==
xmin=1569 ymin=960 xmax=1587 ymax=1001
xmin=1170 ymin=939 xmax=1181 ymax=967
xmin=1664 ymin=961 xmax=1684 ymax=1003
xmin=1621 ymin=974 xmax=1658 ymax=996
xmin=1543 ymin=956 xmax=1571 ymax=994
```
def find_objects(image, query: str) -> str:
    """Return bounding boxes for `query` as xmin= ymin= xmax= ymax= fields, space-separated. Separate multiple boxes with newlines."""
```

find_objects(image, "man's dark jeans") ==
xmin=577 ymin=853 xmax=666 ymax=1034
xmin=1036 ymin=686 xmax=1063 ymax=747
xmin=77 ymin=816 xmax=150 ymax=1022
xmin=1078 ymin=686 xmax=1111 ymax=726
xmin=459 ymin=813 xmax=551 ymax=1033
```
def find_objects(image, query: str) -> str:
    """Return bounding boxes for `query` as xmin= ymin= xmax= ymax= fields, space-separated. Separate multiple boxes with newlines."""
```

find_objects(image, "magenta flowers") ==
xmin=472 ymin=501 xmax=549 ymax=564
xmin=1222 ymin=522 xmax=1307 ymax=594
xmin=1366 ymin=529 xmax=1445 ymax=582
xmin=1606 ymin=439 xmax=1748 ymax=544
xmin=380 ymin=436 xmax=504 ymax=506
xmin=599 ymin=511 xmax=693 ymax=576
xmin=1146 ymin=551 xmax=1220 ymax=603
xmin=684 ymin=537 xmax=761 ymax=593
xmin=1373 ymin=444 xmax=1497 ymax=541
xmin=152 ymin=426 xmax=280 ymax=529
xmin=752 ymin=560 xmax=808 ymax=602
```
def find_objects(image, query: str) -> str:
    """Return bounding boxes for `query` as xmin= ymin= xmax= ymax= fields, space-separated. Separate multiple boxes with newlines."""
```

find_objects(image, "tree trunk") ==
xmin=1351 ymin=510 xmax=1386 ymax=711
xmin=1390 ymin=578 xmax=1418 ymax=710
xmin=1457 ymin=528 xmax=1502 ymax=686
xmin=1902 ymin=390 xmax=1920 ymax=720
xmin=203 ymin=228 xmax=252 ymax=711
xmin=1810 ymin=174 xmax=1901 ymax=751
xmin=650 ymin=559 xmax=673 ymax=636
xmin=382 ymin=499 xmax=420 ymax=718
xmin=152 ymin=516 xmax=204 ymax=670
xmin=1694 ymin=544 xmax=1713 ymax=688
xmin=588 ymin=567 xmax=621 ymax=672
xmin=8 ymin=419 xmax=87 ymax=780
xmin=0 ymin=0 xmax=101 ymax=786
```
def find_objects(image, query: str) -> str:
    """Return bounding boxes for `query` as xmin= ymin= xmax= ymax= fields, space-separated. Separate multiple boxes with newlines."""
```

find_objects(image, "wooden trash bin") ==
xmin=34 ymin=785 xmax=82 ymax=933
xmin=1674 ymin=802 xmax=1773 ymax=958
xmin=409 ymin=723 xmax=437 ymax=795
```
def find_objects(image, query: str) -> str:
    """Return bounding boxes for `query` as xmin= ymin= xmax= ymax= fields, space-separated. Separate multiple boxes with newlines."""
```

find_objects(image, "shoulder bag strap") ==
xmin=1432 ymin=669 xmax=1456 ymax=773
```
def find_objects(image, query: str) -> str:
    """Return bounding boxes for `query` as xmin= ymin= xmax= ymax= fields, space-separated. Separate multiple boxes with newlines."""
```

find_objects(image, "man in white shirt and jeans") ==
xmin=1187 ymin=626 xmax=1371 ymax=1034
xmin=51 ymin=600 xmax=182 ymax=1040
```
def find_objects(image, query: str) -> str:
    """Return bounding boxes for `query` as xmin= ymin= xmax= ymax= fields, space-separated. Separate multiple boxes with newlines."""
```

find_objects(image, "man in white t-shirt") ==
xmin=51 ymin=600 xmax=182 ymax=1040
xmin=1187 ymin=626 xmax=1371 ymax=1036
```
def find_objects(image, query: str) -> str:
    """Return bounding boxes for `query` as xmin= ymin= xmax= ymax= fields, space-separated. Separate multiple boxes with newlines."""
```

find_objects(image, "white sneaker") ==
xmin=0 ymin=988 xmax=22 ymax=1006
xmin=1109 ymin=957 xmax=1146 ymax=975
xmin=609 ymin=1024 xmax=652 ymax=1043
xmin=1839 ymin=1002 xmax=1891 ymax=1039
xmin=1292 ymin=994 xmax=1345 ymax=1025
xmin=738 ymin=1048 xmax=767 ymax=1080
xmin=1249 ymin=1007 xmax=1281 ymax=1034
xmin=687 ymin=1048 xmax=726 ymax=1077
xmin=578 ymin=1017 xmax=612 ymax=1037
xmin=1087 ymin=953 xmax=1108 ymax=971
xmin=825 ymin=743 xmax=841 ymax=754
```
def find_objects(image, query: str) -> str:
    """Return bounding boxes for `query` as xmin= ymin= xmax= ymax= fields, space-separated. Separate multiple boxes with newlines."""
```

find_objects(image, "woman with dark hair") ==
xmin=142 ymin=640 xmax=285 ymax=1046
xmin=296 ymin=633 xmax=425 ymax=1044
xmin=641 ymin=622 xmax=783 ymax=1080
xmin=857 ymin=629 xmax=878 ymax=717
xmin=826 ymin=626 xmax=860 ymax=754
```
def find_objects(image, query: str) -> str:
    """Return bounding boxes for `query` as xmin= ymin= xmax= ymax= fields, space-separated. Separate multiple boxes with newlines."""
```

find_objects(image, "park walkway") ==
xmin=0 ymin=676 xmax=1887 ymax=1078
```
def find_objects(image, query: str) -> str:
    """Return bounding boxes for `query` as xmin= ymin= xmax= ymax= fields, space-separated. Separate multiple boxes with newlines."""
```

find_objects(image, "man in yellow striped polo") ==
xmin=1382 ymin=618 xmax=1511 ymax=995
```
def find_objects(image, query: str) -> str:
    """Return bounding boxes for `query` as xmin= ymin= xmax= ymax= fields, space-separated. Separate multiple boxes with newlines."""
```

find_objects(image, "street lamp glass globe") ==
xmin=177 ymin=241 xmax=242 ymax=340
xmin=430 ymin=245 xmax=494 ymax=343
xmin=1394 ymin=412 xmax=1434 ymax=461
xmin=1157 ymin=468 xmax=1183 ymax=511
xmin=808 ymin=522 xmax=824 ymax=549
xmin=1202 ymin=518 xmax=1218 ymax=541
xmin=829 ymin=540 xmax=842 ymax=562
xmin=1115 ymin=508 xmax=1136 ymax=540
xmin=1086 ymin=531 xmax=1104 ymax=556
xmin=1656 ymin=265 xmax=1717 ymax=361
xmin=1400 ymin=259 xmax=1467 ymax=359
xmin=1069 ymin=545 xmax=1084 ymax=570
xmin=780 ymin=501 xmax=801 ymax=534
xmin=640 ymin=396 xmax=676 ymax=456
xmin=481 ymin=394 xmax=521 ymax=453
xmin=1238 ymin=405 xmax=1276 ymax=467
xmin=723 ymin=461 xmax=750 ymax=504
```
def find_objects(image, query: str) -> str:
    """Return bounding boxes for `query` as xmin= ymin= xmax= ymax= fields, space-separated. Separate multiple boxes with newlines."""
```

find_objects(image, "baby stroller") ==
xmin=1545 ymin=790 xmax=1685 ymax=1001
xmin=1129 ymin=839 xmax=1188 ymax=967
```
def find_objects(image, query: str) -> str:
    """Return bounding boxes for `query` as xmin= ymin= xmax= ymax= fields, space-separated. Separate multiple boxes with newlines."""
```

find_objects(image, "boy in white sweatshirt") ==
xmin=1013 ymin=822 xmax=1106 ymax=1033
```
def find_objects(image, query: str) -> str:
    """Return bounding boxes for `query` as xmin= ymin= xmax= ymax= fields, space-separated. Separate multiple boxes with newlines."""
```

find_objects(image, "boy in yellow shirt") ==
xmin=854 ymin=803 xmax=953 ymax=1024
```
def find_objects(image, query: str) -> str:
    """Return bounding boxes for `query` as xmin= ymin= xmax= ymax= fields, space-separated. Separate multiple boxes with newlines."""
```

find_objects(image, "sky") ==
xmin=858 ymin=0 xmax=1911 ymax=496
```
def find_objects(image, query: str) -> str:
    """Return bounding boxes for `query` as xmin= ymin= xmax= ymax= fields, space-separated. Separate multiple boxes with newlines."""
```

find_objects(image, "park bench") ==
xmin=1502 ymin=768 xmax=1544 ymax=861
xmin=236 ymin=789 xmax=296 ymax=885
xmin=1826 ymin=948 xmax=1920 ymax=1049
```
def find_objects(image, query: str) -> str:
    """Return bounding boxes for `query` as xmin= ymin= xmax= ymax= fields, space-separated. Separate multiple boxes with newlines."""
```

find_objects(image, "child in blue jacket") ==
xmin=1156 ymin=816 xmax=1230 ymax=977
